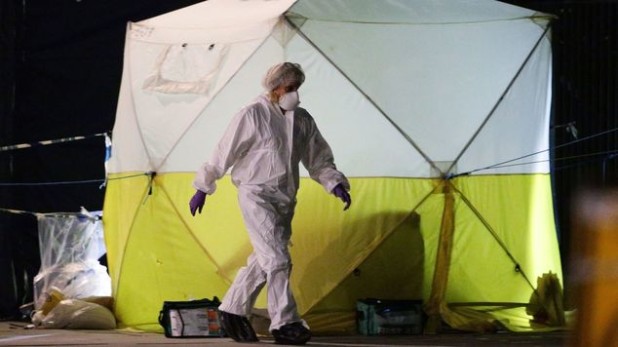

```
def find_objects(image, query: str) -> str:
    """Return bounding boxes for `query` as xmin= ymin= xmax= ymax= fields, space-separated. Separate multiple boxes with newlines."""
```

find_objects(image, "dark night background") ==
xmin=1 ymin=0 xmax=616 ymax=319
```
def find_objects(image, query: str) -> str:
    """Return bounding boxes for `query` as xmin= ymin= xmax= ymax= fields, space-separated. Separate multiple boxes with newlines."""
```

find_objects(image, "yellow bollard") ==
xmin=570 ymin=190 xmax=618 ymax=347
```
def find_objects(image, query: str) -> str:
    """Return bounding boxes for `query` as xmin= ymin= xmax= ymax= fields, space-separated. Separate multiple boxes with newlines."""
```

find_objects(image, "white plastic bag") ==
xmin=36 ymin=299 xmax=116 ymax=330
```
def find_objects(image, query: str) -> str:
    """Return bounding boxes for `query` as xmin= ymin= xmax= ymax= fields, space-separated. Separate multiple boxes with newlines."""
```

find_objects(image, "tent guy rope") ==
xmin=0 ymin=132 xmax=109 ymax=153
xmin=452 ymin=126 xmax=618 ymax=177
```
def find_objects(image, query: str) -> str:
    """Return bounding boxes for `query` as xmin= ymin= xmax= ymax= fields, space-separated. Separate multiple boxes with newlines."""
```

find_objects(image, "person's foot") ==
xmin=219 ymin=311 xmax=259 ymax=342
xmin=271 ymin=322 xmax=311 ymax=345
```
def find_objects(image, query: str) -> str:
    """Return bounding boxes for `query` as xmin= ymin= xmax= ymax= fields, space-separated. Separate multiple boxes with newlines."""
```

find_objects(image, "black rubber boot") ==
xmin=219 ymin=311 xmax=259 ymax=342
xmin=271 ymin=322 xmax=311 ymax=345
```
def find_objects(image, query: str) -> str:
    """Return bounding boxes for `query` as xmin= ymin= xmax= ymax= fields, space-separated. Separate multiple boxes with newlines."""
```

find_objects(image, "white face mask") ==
xmin=278 ymin=91 xmax=300 ymax=111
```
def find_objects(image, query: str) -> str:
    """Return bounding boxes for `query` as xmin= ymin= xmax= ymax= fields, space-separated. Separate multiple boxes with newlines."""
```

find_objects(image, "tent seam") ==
xmin=286 ymin=14 xmax=555 ymax=26
xmin=105 ymin=173 xmax=153 ymax=307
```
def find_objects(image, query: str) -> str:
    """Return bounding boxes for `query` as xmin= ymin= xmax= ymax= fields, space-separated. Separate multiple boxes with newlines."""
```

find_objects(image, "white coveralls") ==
xmin=193 ymin=94 xmax=349 ymax=331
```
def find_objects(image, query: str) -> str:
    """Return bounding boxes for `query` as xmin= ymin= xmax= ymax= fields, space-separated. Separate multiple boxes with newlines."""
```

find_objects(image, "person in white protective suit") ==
xmin=189 ymin=62 xmax=351 ymax=345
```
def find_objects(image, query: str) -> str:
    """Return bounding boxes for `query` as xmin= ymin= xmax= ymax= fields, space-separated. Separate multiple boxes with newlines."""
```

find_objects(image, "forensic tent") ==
xmin=104 ymin=0 xmax=562 ymax=334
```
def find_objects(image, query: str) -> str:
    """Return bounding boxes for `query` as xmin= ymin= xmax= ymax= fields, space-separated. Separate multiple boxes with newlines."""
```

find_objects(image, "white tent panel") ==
xmin=295 ymin=18 xmax=548 ymax=165
xmin=288 ymin=0 xmax=538 ymax=24
xmin=167 ymin=37 xmax=288 ymax=172
xmin=129 ymin=40 xmax=214 ymax=171
xmin=283 ymin=30 xmax=429 ymax=178
xmin=109 ymin=34 xmax=151 ymax=174
xmin=111 ymin=0 xmax=293 ymax=174
xmin=458 ymin=35 xmax=552 ymax=175
xmin=128 ymin=37 xmax=264 ymax=171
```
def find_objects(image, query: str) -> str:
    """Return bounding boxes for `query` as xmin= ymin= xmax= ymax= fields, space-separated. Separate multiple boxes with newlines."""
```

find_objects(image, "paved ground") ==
xmin=0 ymin=321 xmax=570 ymax=346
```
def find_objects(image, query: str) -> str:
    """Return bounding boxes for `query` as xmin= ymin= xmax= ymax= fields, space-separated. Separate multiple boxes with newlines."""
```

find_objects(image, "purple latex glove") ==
xmin=189 ymin=190 xmax=206 ymax=216
xmin=332 ymin=183 xmax=351 ymax=211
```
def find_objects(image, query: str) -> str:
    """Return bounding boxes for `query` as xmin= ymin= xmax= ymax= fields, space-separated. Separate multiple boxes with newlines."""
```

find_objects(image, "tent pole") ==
xmin=425 ymin=181 xmax=455 ymax=333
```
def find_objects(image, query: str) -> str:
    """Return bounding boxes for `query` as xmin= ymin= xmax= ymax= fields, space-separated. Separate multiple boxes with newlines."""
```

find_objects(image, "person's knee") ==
xmin=261 ymin=257 xmax=291 ymax=275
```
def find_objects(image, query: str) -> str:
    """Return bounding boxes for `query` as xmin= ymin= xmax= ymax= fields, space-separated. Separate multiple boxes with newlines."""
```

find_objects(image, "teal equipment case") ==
xmin=356 ymin=298 xmax=424 ymax=335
